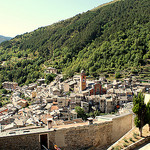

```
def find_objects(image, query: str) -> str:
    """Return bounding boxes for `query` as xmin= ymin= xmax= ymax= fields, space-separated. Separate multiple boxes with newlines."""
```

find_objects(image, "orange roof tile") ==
xmin=50 ymin=105 xmax=59 ymax=111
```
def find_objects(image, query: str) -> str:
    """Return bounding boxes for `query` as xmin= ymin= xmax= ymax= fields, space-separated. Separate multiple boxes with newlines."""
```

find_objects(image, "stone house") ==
xmin=140 ymin=82 xmax=150 ymax=93
xmin=73 ymin=75 xmax=80 ymax=82
xmin=14 ymin=118 xmax=25 ymax=128
xmin=99 ymin=99 xmax=106 ymax=112
xmin=87 ymin=94 xmax=116 ymax=113
xmin=52 ymin=88 xmax=61 ymax=96
xmin=112 ymin=80 xmax=122 ymax=89
xmin=133 ymin=86 xmax=145 ymax=95
xmin=17 ymin=99 xmax=28 ymax=108
xmin=24 ymin=90 xmax=32 ymax=98
xmin=27 ymin=83 xmax=37 ymax=90
xmin=45 ymin=97 xmax=53 ymax=103
xmin=0 ymin=107 xmax=8 ymax=115
xmin=57 ymin=97 xmax=69 ymax=108
xmin=0 ymin=116 xmax=15 ymax=125
xmin=125 ymin=88 xmax=133 ymax=101
xmin=37 ymin=79 xmax=45 ymax=86
xmin=2 ymin=82 xmax=18 ymax=91
xmin=81 ymin=101 xmax=89 ymax=113
xmin=69 ymin=94 xmax=83 ymax=108
xmin=117 ymin=96 xmax=129 ymax=105
xmin=124 ymin=78 xmax=132 ymax=85
xmin=74 ymin=83 xmax=80 ymax=93
xmin=59 ymin=108 xmax=77 ymax=121
xmin=63 ymin=79 xmax=76 ymax=92
xmin=114 ymin=89 xmax=126 ymax=96
xmin=106 ymin=99 xmax=115 ymax=113
xmin=45 ymin=67 xmax=57 ymax=74
xmin=63 ymin=81 xmax=70 ymax=92
xmin=68 ymin=81 xmax=77 ymax=92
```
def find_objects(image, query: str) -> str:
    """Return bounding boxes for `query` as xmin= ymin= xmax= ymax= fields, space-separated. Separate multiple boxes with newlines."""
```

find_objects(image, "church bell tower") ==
xmin=80 ymin=70 xmax=86 ymax=91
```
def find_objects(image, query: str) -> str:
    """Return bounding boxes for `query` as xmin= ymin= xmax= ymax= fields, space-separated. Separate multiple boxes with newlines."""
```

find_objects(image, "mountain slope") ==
xmin=91 ymin=0 xmax=120 ymax=11
xmin=0 ymin=0 xmax=150 ymax=86
xmin=0 ymin=35 xmax=11 ymax=43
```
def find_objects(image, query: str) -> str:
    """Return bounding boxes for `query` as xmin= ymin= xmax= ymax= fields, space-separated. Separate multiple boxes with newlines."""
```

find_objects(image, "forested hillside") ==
xmin=0 ymin=0 xmax=150 ymax=86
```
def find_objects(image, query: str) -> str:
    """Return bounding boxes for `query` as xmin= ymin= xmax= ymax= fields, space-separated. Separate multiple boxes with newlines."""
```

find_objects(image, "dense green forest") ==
xmin=0 ymin=0 xmax=150 ymax=86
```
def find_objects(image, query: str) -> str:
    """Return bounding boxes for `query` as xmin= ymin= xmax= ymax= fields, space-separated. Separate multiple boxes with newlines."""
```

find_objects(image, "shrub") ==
xmin=2 ymin=89 xmax=7 ymax=94
xmin=129 ymin=137 xmax=134 ymax=142
xmin=123 ymin=143 xmax=127 ymax=147
xmin=115 ymin=72 xmax=121 ymax=79
xmin=133 ymin=132 xmax=138 ymax=139
xmin=123 ymin=138 xmax=128 ymax=143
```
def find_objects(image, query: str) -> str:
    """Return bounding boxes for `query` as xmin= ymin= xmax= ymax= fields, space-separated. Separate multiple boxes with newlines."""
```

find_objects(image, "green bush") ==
xmin=123 ymin=143 xmax=127 ymax=147
xmin=133 ymin=132 xmax=138 ymax=139
xmin=129 ymin=137 xmax=134 ymax=142
xmin=2 ymin=89 xmax=7 ymax=94
xmin=123 ymin=138 xmax=128 ymax=143
xmin=115 ymin=72 xmax=121 ymax=79
xmin=75 ymin=106 xmax=87 ymax=120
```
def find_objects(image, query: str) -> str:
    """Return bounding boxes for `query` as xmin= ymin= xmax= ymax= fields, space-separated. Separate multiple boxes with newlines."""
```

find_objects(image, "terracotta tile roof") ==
xmin=50 ymin=105 xmax=59 ymax=111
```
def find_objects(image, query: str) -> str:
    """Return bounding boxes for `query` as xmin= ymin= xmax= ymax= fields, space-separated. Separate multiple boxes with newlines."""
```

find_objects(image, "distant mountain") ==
xmin=0 ymin=35 xmax=11 ymax=43
xmin=0 ymin=0 xmax=150 ymax=86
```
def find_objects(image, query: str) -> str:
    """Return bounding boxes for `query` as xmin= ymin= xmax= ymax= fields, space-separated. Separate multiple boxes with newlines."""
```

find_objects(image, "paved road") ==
xmin=134 ymin=142 xmax=150 ymax=150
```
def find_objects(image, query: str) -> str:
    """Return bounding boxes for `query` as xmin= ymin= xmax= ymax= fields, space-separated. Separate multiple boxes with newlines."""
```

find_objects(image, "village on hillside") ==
xmin=0 ymin=67 xmax=150 ymax=132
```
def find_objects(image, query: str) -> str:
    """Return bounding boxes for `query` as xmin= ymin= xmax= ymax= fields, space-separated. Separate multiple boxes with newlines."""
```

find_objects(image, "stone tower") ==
xmin=80 ymin=70 xmax=86 ymax=91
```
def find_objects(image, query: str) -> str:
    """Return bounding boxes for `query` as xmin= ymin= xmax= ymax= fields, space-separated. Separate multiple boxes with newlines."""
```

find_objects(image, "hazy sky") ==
xmin=0 ymin=0 xmax=112 ymax=37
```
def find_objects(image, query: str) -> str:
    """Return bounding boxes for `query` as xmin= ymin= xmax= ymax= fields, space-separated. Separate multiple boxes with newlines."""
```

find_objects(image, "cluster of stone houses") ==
xmin=0 ymin=69 xmax=150 ymax=131
xmin=2 ymin=82 xmax=18 ymax=91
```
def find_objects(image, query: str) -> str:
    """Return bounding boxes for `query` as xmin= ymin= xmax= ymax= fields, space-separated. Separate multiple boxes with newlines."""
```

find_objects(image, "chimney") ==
xmin=87 ymin=117 xmax=93 ymax=125
xmin=47 ymin=118 xmax=53 ymax=129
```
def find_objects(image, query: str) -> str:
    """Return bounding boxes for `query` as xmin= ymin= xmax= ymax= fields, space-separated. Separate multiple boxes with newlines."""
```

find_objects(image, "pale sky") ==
xmin=0 ymin=0 xmax=112 ymax=37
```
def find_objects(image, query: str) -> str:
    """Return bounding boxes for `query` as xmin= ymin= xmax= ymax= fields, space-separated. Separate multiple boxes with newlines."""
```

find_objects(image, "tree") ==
xmin=115 ymin=72 xmax=121 ymax=79
xmin=2 ymin=89 xmax=7 ymax=94
xmin=45 ymin=74 xmax=56 ymax=85
xmin=75 ymin=106 xmax=87 ymax=120
xmin=146 ymin=102 xmax=150 ymax=131
xmin=132 ymin=92 xmax=147 ymax=137
xmin=0 ymin=102 xmax=2 ymax=107
xmin=94 ymin=110 xmax=101 ymax=117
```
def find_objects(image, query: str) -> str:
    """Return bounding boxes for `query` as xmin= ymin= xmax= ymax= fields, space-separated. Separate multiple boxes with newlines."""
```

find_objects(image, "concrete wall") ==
xmin=0 ymin=113 xmax=133 ymax=150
